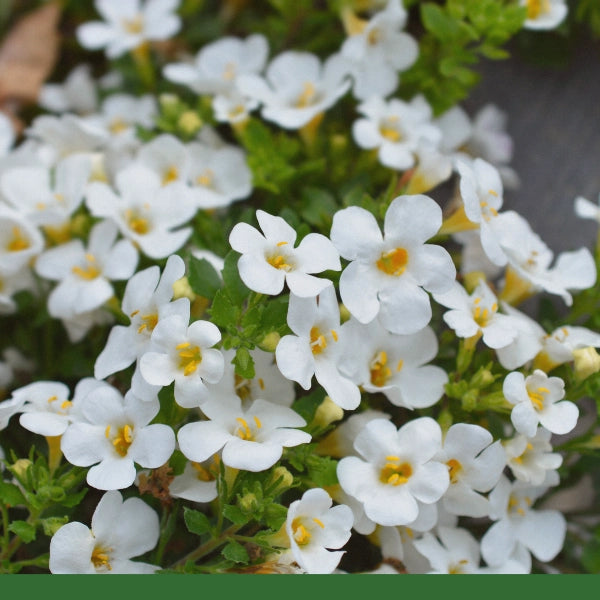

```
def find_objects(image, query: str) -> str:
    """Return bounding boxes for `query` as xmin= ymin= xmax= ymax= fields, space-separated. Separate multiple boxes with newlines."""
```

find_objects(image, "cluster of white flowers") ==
xmin=0 ymin=0 xmax=594 ymax=577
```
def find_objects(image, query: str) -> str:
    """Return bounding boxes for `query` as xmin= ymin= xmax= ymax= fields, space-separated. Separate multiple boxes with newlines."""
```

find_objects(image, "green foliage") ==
xmin=183 ymin=507 xmax=213 ymax=537
xmin=188 ymin=256 xmax=223 ymax=301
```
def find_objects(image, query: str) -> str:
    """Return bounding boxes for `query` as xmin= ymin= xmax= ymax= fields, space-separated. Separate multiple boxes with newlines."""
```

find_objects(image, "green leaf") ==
xmin=264 ymin=503 xmax=288 ymax=531
xmin=41 ymin=516 xmax=69 ymax=537
xmin=222 ymin=540 xmax=249 ymax=564
xmin=421 ymin=3 xmax=462 ymax=41
xmin=209 ymin=289 xmax=239 ymax=329
xmin=58 ymin=486 xmax=88 ymax=508
xmin=9 ymin=520 xmax=36 ymax=543
xmin=183 ymin=507 xmax=212 ymax=536
xmin=0 ymin=481 xmax=26 ymax=507
xmin=306 ymin=455 xmax=339 ymax=488
xmin=222 ymin=251 xmax=250 ymax=303
xmin=234 ymin=347 xmax=255 ymax=379
xmin=223 ymin=504 xmax=251 ymax=526
xmin=300 ymin=187 xmax=338 ymax=230
xmin=188 ymin=256 xmax=222 ymax=300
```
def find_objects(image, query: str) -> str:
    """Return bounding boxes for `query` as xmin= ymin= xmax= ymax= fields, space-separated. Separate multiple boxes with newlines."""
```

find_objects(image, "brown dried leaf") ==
xmin=0 ymin=1 xmax=61 ymax=109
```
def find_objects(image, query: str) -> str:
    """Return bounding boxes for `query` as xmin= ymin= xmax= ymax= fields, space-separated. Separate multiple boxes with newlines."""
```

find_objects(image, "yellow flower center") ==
xmin=223 ymin=62 xmax=237 ymax=81
xmin=367 ymin=27 xmax=382 ymax=46
xmin=310 ymin=326 xmax=338 ymax=355
xmin=105 ymin=424 xmax=134 ymax=457
xmin=191 ymin=461 xmax=216 ymax=482
xmin=71 ymin=253 xmax=101 ymax=280
xmin=380 ymin=455 xmax=413 ymax=486
xmin=295 ymin=82 xmax=318 ymax=108
xmin=446 ymin=458 xmax=462 ymax=484
xmin=369 ymin=350 xmax=396 ymax=387
xmin=6 ymin=226 xmax=30 ymax=252
xmin=527 ymin=386 xmax=549 ymax=411
xmin=130 ymin=310 xmax=158 ymax=334
xmin=508 ymin=493 xmax=532 ymax=517
xmin=234 ymin=416 xmax=262 ymax=441
xmin=91 ymin=545 xmax=112 ymax=571
xmin=291 ymin=517 xmax=324 ymax=546
xmin=176 ymin=342 xmax=203 ymax=376
xmin=109 ymin=118 xmax=128 ymax=134
xmin=376 ymin=247 xmax=409 ymax=276
xmin=448 ymin=559 xmax=469 ymax=574
xmin=526 ymin=0 xmax=550 ymax=20
xmin=472 ymin=297 xmax=497 ymax=328
xmin=122 ymin=15 xmax=144 ymax=34
xmin=379 ymin=116 xmax=403 ymax=142
xmin=162 ymin=165 xmax=179 ymax=185
xmin=196 ymin=169 xmax=214 ymax=188
xmin=125 ymin=209 xmax=151 ymax=235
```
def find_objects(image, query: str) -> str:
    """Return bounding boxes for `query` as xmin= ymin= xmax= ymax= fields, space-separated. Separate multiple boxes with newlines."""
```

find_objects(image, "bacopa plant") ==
xmin=1 ymin=0 xmax=600 ymax=575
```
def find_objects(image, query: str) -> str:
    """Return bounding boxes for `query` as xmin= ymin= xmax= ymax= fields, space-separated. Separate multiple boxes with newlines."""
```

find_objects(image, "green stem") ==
xmin=170 ymin=523 xmax=242 ymax=568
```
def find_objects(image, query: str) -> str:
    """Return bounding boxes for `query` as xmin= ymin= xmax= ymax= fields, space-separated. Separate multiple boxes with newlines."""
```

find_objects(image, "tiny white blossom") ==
xmin=503 ymin=369 xmax=578 ymax=437
xmin=49 ymin=490 xmax=160 ymax=573
xmin=229 ymin=209 xmax=340 ymax=297
xmin=520 ymin=0 xmax=567 ymax=30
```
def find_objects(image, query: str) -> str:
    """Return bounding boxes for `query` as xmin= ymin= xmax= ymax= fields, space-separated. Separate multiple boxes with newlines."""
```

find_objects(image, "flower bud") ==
xmin=313 ymin=396 xmax=344 ymax=428
xmin=172 ymin=276 xmax=195 ymax=301
xmin=573 ymin=347 xmax=600 ymax=382
xmin=178 ymin=110 xmax=203 ymax=136
xmin=258 ymin=332 xmax=280 ymax=352
xmin=268 ymin=466 xmax=294 ymax=495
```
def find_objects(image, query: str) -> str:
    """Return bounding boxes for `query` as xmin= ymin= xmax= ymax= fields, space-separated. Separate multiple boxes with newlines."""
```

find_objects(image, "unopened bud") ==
xmin=178 ymin=110 xmax=203 ymax=136
xmin=463 ymin=271 xmax=486 ymax=294
xmin=573 ymin=347 xmax=600 ymax=382
xmin=238 ymin=492 xmax=259 ymax=513
xmin=258 ymin=332 xmax=280 ymax=352
xmin=172 ymin=276 xmax=195 ymax=301
xmin=339 ymin=303 xmax=351 ymax=324
xmin=313 ymin=396 xmax=344 ymax=428
xmin=11 ymin=459 xmax=32 ymax=481
xmin=268 ymin=466 xmax=294 ymax=494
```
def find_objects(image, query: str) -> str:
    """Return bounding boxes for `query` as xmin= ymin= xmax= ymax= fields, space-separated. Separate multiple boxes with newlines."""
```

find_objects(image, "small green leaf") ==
xmin=222 ymin=540 xmax=249 ymax=564
xmin=183 ymin=507 xmax=212 ymax=536
xmin=421 ymin=3 xmax=461 ymax=41
xmin=306 ymin=455 xmax=339 ymax=488
xmin=234 ymin=347 xmax=255 ymax=379
xmin=223 ymin=504 xmax=251 ymax=526
xmin=209 ymin=289 xmax=239 ymax=329
xmin=0 ymin=481 xmax=26 ymax=507
xmin=41 ymin=516 xmax=69 ymax=537
xmin=9 ymin=520 xmax=36 ymax=543
xmin=222 ymin=251 xmax=250 ymax=303
xmin=264 ymin=503 xmax=288 ymax=531
xmin=188 ymin=256 xmax=222 ymax=300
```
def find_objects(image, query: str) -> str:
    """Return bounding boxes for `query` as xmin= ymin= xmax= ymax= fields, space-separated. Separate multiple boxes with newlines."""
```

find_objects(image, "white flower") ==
xmin=85 ymin=163 xmax=196 ymax=259
xmin=341 ymin=0 xmax=418 ymax=100
xmin=504 ymin=427 xmax=562 ymax=485
xmin=481 ymin=475 xmax=566 ymax=567
xmin=13 ymin=378 xmax=105 ymax=437
xmin=34 ymin=219 xmax=138 ymax=319
xmin=168 ymin=458 xmax=218 ymax=503
xmin=0 ymin=207 xmax=45 ymax=276
xmin=352 ymin=95 xmax=441 ymax=170
xmin=496 ymin=210 xmax=596 ymax=306
xmin=275 ymin=286 xmax=361 ymax=410
xmin=1 ymin=154 xmax=92 ymax=227
xmin=339 ymin=317 xmax=447 ymax=410
xmin=331 ymin=195 xmax=455 ymax=335
xmin=433 ymin=280 xmax=518 ymax=349
xmin=164 ymin=33 xmax=268 ymax=99
xmin=61 ymin=386 xmax=175 ymax=490
xmin=177 ymin=394 xmax=310 ymax=472
xmin=503 ymin=369 xmax=578 ymax=437
xmin=94 ymin=254 xmax=188 ymax=380
xmin=337 ymin=417 xmax=449 ymax=526
xmin=77 ymin=0 xmax=181 ymax=59
xmin=413 ymin=526 xmax=481 ymax=574
xmin=229 ymin=209 xmax=340 ymax=297
xmin=435 ymin=423 xmax=506 ymax=518
xmin=205 ymin=348 xmax=295 ymax=408
xmin=284 ymin=488 xmax=353 ymax=574
xmin=39 ymin=64 xmax=98 ymax=115
xmin=49 ymin=490 xmax=160 ymax=573
xmin=237 ymin=51 xmax=351 ymax=129
xmin=138 ymin=309 xmax=224 ymax=408
xmin=520 ymin=0 xmax=567 ymax=30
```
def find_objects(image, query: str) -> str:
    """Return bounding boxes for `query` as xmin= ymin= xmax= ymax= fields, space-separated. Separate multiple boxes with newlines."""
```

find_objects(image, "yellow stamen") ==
xmin=253 ymin=415 xmax=262 ymax=429
xmin=60 ymin=400 xmax=72 ymax=410
xmin=6 ymin=226 xmax=30 ymax=252
xmin=191 ymin=461 xmax=214 ymax=482
xmin=312 ymin=518 xmax=325 ymax=528
xmin=125 ymin=209 xmax=150 ymax=235
xmin=196 ymin=169 xmax=214 ymax=187
xmin=276 ymin=241 xmax=288 ymax=246
xmin=310 ymin=327 xmax=328 ymax=355
xmin=292 ymin=519 xmax=311 ymax=545
xmin=370 ymin=350 xmax=392 ymax=387
xmin=72 ymin=255 xmax=101 ymax=280
xmin=376 ymin=247 xmax=409 ymax=276
xmin=396 ymin=359 xmax=404 ymax=372
xmin=235 ymin=417 xmax=253 ymax=440
xmin=447 ymin=458 xmax=462 ymax=484
xmin=91 ymin=546 xmax=112 ymax=571
xmin=111 ymin=424 xmax=134 ymax=457
xmin=526 ymin=0 xmax=550 ymax=20
xmin=162 ymin=166 xmax=179 ymax=185
xmin=109 ymin=118 xmax=128 ymax=134
xmin=137 ymin=313 xmax=158 ymax=334
xmin=267 ymin=253 xmax=293 ymax=271
xmin=122 ymin=15 xmax=144 ymax=34
xmin=47 ymin=395 xmax=58 ymax=404
xmin=380 ymin=459 xmax=412 ymax=486
xmin=258 ymin=378 xmax=265 ymax=390
xmin=295 ymin=82 xmax=318 ymax=108
xmin=105 ymin=425 xmax=111 ymax=438
xmin=178 ymin=343 xmax=203 ymax=376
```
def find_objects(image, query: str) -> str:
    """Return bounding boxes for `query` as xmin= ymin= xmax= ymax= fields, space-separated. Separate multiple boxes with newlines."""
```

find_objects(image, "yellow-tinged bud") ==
xmin=69 ymin=214 xmax=91 ymax=239
xmin=339 ymin=303 xmax=351 ymax=324
xmin=313 ymin=396 xmax=344 ymax=428
xmin=159 ymin=93 xmax=179 ymax=116
xmin=463 ymin=271 xmax=487 ymax=294
xmin=268 ymin=466 xmax=294 ymax=495
xmin=172 ymin=276 xmax=195 ymax=301
xmin=11 ymin=459 xmax=32 ymax=481
xmin=238 ymin=492 xmax=259 ymax=513
xmin=573 ymin=347 xmax=600 ymax=382
xmin=470 ymin=366 xmax=495 ymax=389
xmin=258 ymin=331 xmax=280 ymax=352
xmin=178 ymin=111 xmax=203 ymax=136
xmin=330 ymin=133 xmax=348 ymax=153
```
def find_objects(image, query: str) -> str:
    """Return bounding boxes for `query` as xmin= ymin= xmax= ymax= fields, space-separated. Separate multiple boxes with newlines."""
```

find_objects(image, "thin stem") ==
xmin=170 ymin=523 xmax=242 ymax=568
